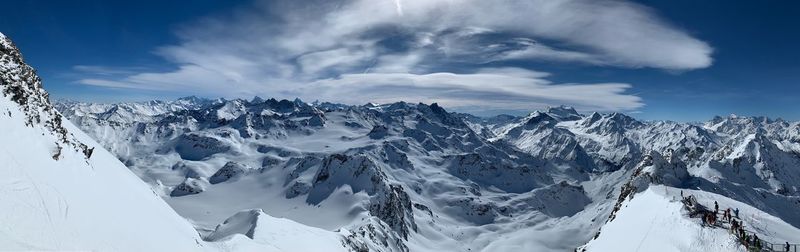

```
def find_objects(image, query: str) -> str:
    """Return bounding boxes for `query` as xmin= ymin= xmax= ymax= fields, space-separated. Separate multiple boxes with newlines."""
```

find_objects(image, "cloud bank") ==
xmin=76 ymin=0 xmax=714 ymax=113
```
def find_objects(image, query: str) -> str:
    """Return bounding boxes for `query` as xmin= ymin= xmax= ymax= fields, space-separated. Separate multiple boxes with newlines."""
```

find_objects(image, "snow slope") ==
xmin=0 ymin=100 xmax=208 ymax=251
xmin=582 ymin=186 xmax=743 ymax=252
xmin=583 ymin=185 xmax=800 ymax=252
xmin=206 ymin=209 xmax=349 ymax=252
xmin=1 ymin=32 xmax=350 ymax=252
xmin=0 ymin=31 xmax=208 ymax=251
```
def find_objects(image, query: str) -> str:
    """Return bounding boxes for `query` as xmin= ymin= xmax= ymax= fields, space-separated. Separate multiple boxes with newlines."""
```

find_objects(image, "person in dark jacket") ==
xmin=786 ymin=242 xmax=791 ymax=252
xmin=754 ymin=234 xmax=761 ymax=250
xmin=745 ymin=235 xmax=751 ymax=249
xmin=714 ymin=201 xmax=719 ymax=214
xmin=702 ymin=212 xmax=708 ymax=226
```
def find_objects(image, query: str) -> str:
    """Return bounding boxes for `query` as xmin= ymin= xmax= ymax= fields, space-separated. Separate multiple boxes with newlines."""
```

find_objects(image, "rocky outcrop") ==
xmin=209 ymin=161 xmax=252 ymax=184
xmin=0 ymin=33 xmax=92 ymax=160
xmin=174 ymin=133 xmax=230 ymax=161
xmin=171 ymin=177 xmax=208 ymax=197
xmin=369 ymin=184 xmax=417 ymax=240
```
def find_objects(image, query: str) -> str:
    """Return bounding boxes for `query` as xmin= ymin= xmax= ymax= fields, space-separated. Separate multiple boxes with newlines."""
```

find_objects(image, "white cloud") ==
xmin=75 ymin=0 xmax=714 ymax=112
xmin=303 ymin=68 xmax=642 ymax=112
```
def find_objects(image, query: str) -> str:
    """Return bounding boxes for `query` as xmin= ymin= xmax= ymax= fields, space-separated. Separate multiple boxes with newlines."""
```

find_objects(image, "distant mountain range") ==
xmin=55 ymin=93 xmax=800 ymax=251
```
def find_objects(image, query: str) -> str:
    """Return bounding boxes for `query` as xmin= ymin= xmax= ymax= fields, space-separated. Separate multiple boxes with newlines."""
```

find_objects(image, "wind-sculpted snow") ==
xmin=56 ymin=83 xmax=800 ymax=250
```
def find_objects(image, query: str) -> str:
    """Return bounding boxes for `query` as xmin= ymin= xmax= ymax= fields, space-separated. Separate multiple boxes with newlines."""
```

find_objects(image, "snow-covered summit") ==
xmin=546 ymin=105 xmax=582 ymax=121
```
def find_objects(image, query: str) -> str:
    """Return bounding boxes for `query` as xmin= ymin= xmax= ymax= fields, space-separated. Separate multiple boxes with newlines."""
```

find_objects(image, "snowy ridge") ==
xmin=582 ymin=185 xmax=800 ymax=252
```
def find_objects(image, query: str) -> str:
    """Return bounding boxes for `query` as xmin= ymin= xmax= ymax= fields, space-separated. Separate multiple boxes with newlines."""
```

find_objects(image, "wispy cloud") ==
xmin=73 ymin=65 xmax=148 ymax=76
xmin=74 ymin=0 xmax=713 ymax=113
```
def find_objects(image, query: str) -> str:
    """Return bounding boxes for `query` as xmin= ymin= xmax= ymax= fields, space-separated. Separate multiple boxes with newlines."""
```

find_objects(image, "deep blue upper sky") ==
xmin=1 ymin=0 xmax=799 ymax=121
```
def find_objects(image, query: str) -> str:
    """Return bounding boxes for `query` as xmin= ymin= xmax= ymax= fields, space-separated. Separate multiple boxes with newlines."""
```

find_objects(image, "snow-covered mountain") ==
xmin=4 ymin=29 xmax=800 ymax=251
xmin=0 ymin=32 xmax=355 ymax=252
xmin=55 ymin=90 xmax=800 ymax=250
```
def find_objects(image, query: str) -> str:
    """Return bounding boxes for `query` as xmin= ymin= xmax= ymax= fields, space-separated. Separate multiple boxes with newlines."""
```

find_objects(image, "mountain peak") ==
xmin=250 ymin=96 xmax=265 ymax=103
xmin=545 ymin=105 xmax=581 ymax=121
xmin=524 ymin=111 xmax=557 ymax=126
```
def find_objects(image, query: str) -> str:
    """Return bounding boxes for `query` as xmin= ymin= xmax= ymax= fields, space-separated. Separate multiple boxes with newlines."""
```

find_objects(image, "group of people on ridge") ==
xmin=681 ymin=191 xmax=795 ymax=251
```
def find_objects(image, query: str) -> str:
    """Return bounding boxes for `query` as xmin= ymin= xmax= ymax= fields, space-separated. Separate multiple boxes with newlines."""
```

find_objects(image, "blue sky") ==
xmin=1 ymin=0 xmax=799 ymax=121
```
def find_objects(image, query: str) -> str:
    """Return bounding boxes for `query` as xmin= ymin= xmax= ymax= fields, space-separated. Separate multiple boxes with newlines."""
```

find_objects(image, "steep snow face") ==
xmin=0 ymin=32 xmax=207 ymax=251
xmin=1 ymin=32 xmax=354 ymax=252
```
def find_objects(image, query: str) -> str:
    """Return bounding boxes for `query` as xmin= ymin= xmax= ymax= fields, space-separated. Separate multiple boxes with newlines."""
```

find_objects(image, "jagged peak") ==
xmin=250 ymin=96 xmax=265 ymax=103
xmin=584 ymin=112 xmax=603 ymax=125
xmin=545 ymin=105 xmax=581 ymax=121
xmin=428 ymin=102 xmax=445 ymax=113
xmin=712 ymin=113 xmax=784 ymax=124
xmin=177 ymin=95 xmax=202 ymax=101
xmin=0 ymin=32 xmax=10 ymax=48
xmin=523 ymin=111 xmax=557 ymax=126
